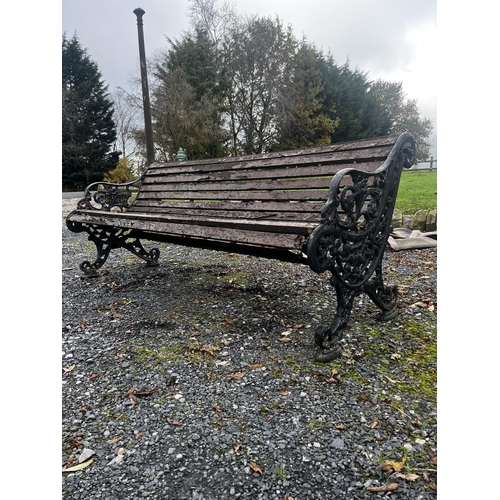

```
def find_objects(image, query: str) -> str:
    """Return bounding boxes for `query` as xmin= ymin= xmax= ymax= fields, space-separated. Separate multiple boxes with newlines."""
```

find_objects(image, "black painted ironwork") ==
xmin=307 ymin=132 xmax=416 ymax=350
xmin=66 ymin=219 xmax=160 ymax=276
xmin=76 ymin=176 xmax=144 ymax=212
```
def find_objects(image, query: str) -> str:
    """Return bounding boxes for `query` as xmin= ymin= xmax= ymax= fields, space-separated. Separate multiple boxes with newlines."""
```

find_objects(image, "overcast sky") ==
xmin=62 ymin=0 xmax=437 ymax=156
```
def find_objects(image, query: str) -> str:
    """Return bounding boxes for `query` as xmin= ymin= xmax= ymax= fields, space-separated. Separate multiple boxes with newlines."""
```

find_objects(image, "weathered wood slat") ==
xmin=128 ymin=199 xmax=324 ymax=215
xmin=132 ymin=189 xmax=332 ymax=202
xmin=73 ymin=210 xmax=316 ymax=235
xmin=137 ymin=174 xmax=377 ymax=196
xmin=145 ymin=147 xmax=393 ymax=177
xmin=142 ymin=162 xmax=382 ymax=189
xmin=144 ymin=136 xmax=397 ymax=173
xmin=128 ymin=207 xmax=322 ymax=222
xmin=70 ymin=211 xmax=310 ymax=252
xmin=140 ymin=161 xmax=381 ymax=186
xmin=139 ymin=177 xmax=331 ymax=193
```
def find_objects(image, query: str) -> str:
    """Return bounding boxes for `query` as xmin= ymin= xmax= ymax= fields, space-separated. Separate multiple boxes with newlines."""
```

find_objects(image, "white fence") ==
xmin=412 ymin=157 xmax=437 ymax=171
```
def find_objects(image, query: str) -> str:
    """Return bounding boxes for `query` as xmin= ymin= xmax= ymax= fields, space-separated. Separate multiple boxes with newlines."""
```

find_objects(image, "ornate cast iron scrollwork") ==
xmin=76 ymin=174 xmax=145 ymax=212
xmin=68 ymin=172 xmax=161 ymax=276
xmin=66 ymin=220 xmax=160 ymax=277
xmin=307 ymin=133 xmax=415 ymax=353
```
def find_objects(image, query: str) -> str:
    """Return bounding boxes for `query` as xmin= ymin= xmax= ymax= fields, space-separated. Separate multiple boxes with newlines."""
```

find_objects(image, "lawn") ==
xmin=395 ymin=169 xmax=437 ymax=214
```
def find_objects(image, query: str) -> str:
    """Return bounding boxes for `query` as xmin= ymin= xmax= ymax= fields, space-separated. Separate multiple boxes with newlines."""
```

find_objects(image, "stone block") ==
xmin=402 ymin=215 xmax=414 ymax=230
xmin=391 ymin=209 xmax=403 ymax=229
xmin=413 ymin=210 xmax=428 ymax=231
xmin=426 ymin=209 xmax=437 ymax=232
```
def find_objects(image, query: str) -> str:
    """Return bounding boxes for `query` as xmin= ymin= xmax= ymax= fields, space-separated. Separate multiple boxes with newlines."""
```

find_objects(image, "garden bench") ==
xmin=66 ymin=132 xmax=416 ymax=355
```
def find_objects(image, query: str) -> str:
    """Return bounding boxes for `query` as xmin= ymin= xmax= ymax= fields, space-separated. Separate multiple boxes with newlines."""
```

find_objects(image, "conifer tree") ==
xmin=62 ymin=34 xmax=119 ymax=189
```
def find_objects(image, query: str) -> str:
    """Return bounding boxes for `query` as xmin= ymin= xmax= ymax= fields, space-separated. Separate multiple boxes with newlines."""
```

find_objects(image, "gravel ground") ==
xmin=62 ymin=198 xmax=437 ymax=499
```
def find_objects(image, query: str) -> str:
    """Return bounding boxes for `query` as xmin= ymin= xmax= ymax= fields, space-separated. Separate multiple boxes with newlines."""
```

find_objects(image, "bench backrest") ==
xmin=128 ymin=135 xmax=399 ymax=224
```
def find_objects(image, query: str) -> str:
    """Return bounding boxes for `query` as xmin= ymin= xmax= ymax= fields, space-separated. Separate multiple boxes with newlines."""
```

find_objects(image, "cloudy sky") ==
xmin=62 ymin=0 xmax=437 ymax=156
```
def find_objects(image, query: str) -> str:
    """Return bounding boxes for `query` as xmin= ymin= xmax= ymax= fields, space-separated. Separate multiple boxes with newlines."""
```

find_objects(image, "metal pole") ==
xmin=134 ymin=8 xmax=155 ymax=166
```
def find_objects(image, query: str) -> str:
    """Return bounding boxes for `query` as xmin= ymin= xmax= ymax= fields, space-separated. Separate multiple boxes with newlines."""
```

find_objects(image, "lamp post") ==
xmin=133 ymin=8 xmax=155 ymax=166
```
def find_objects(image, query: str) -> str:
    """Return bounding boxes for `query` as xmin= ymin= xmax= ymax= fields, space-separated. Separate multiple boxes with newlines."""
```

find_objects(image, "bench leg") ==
xmin=363 ymin=261 xmax=398 ymax=321
xmin=315 ymin=280 xmax=358 ymax=349
xmin=69 ymin=222 xmax=160 ymax=276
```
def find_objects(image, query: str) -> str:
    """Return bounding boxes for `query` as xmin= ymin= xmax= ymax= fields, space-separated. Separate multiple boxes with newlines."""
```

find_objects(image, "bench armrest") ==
xmin=321 ymin=132 xmax=415 ymax=229
xmin=307 ymin=132 xmax=415 ymax=284
xmin=76 ymin=173 xmax=145 ymax=212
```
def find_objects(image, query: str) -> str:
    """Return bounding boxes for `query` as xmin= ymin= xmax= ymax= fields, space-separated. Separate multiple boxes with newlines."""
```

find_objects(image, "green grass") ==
xmin=395 ymin=170 xmax=437 ymax=215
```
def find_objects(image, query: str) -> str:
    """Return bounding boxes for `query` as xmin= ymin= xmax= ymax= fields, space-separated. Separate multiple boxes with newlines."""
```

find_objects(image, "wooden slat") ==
xmin=132 ymin=189 xmax=331 ymax=202
xmin=144 ymin=146 xmax=393 ymax=178
xmin=140 ymin=160 xmax=381 ymax=186
xmin=127 ymin=201 xmax=324 ymax=221
xmin=144 ymin=135 xmax=398 ymax=174
xmin=74 ymin=210 xmax=316 ymax=234
xmin=129 ymin=199 xmax=324 ymax=214
xmin=70 ymin=211 xmax=311 ymax=252
xmin=139 ymin=177 xmax=332 ymax=193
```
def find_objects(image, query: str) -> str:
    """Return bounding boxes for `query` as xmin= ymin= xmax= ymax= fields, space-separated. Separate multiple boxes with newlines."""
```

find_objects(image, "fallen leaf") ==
xmin=225 ymin=317 xmax=233 ymax=324
xmin=127 ymin=387 xmax=137 ymax=405
xmin=249 ymin=462 xmax=263 ymax=474
xmin=411 ymin=301 xmax=426 ymax=308
xmin=430 ymin=455 xmax=437 ymax=465
xmin=250 ymin=363 xmax=263 ymax=370
xmin=366 ymin=483 xmax=398 ymax=492
xmin=136 ymin=431 xmax=146 ymax=439
xmin=234 ymin=443 xmax=242 ymax=453
xmin=107 ymin=436 xmax=123 ymax=445
xmin=63 ymin=365 xmax=76 ymax=375
xmin=281 ymin=330 xmax=292 ymax=336
xmin=293 ymin=324 xmax=304 ymax=329
xmin=62 ymin=459 xmax=94 ymax=472
xmin=200 ymin=345 xmax=221 ymax=356
xmin=65 ymin=438 xmax=82 ymax=450
xmin=191 ymin=331 xmax=203 ymax=337
xmin=279 ymin=337 xmax=292 ymax=342
xmin=395 ymin=472 xmax=420 ymax=482
xmin=334 ymin=424 xmax=345 ymax=429
xmin=423 ymin=473 xmax=437 ymax=489
xmin=135 ymin=385 xmax=158 ymax=396
xmin=277 ymin=391 xmax=290 ymax=396
xmin=89 ymin=373 xmax=102 ymax=380
xmin=227 ymin=372 xmax=245 ymax=381
xmin=213 ymin=404 xmax=225 ymax=413
xmin=167 ymin=418 xmax=182 ymax=426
